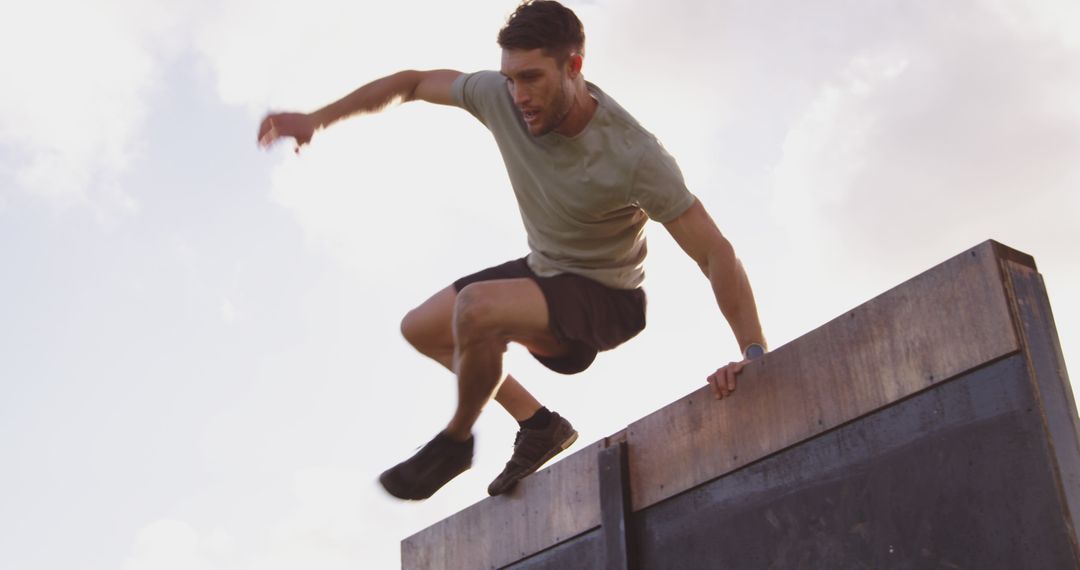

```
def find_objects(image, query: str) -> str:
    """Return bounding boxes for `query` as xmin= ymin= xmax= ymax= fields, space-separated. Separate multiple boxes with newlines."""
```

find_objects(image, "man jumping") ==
xmin=257 ymin=0 xmax=767 ymax=500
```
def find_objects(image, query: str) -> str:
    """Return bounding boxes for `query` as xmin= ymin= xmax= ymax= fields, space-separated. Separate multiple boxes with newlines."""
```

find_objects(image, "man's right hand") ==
xmin=257 ymin=112 xmax=316 ymax=153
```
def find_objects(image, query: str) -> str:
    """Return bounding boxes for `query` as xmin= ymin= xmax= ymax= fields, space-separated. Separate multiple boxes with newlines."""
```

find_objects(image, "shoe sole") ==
xmin=491 ymin=430 xmax=579 ymax=495
xmin=525 ymin=429 xmax=580 ymax=477
xmin=379 ymin=459 xmax=472 ymax=501
xmin=379 ymin=470 xmax=415 ymax=500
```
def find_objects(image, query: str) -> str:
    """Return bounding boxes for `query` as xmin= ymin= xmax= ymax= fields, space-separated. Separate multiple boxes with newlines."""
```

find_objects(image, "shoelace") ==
xmin=511 ymin=428 xmax=552 ymax=463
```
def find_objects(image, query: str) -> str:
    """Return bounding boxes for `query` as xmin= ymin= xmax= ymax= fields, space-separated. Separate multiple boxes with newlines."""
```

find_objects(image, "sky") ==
xmin=2 ymin=0 xmax=1079 ymax=568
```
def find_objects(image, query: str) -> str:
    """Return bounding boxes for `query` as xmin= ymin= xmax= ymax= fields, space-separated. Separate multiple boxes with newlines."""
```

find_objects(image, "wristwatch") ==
xmin=743 ymin=343 xmax=766 ymax=360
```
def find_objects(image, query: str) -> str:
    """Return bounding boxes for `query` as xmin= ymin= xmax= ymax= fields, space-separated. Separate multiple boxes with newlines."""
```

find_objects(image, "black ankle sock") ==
xmin=519 ymin=407 xmax=553 ymax=430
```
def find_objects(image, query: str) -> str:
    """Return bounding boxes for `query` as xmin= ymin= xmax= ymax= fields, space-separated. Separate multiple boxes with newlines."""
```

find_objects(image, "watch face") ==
xmin=744 ymin=344 xmax=765 ymax=360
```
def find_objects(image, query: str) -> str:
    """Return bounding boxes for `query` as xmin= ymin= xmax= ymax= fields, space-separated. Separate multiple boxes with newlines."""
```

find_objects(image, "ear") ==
xmin=566 ymin=53 xmax=584 ymax=78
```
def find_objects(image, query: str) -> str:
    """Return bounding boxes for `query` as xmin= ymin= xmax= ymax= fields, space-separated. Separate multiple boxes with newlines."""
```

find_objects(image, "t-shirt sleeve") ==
xmin=450 ymin=70 xmax=508 ymax=125
xmin=629 ymin=142 xmax=697 ymax=223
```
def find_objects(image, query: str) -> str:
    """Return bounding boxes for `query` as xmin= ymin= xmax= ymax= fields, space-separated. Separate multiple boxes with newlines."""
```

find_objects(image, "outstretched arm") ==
xmin=257 ymin=69 xmax=463 ymax=151
xmin=663 ymin=198 xmax=766 ymax=400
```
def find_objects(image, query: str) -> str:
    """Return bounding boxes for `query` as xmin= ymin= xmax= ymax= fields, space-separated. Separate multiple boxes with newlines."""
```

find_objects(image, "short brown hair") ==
xmin=497 ymin=1 xmax=585 ymax=63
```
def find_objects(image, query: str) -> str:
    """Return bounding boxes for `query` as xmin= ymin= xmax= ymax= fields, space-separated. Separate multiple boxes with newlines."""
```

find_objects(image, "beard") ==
xmin=532 ymin=81 xmax=573 ymax=136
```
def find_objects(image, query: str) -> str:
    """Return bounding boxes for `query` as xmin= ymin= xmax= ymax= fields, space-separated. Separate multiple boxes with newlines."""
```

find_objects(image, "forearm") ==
xmin=310 ymin=70 xmax=423 ymax=129
xmin=704 ymin=240 xmax=766 ymax=355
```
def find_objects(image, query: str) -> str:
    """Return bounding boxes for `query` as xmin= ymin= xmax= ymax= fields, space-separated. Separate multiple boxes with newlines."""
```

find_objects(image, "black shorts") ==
xmin=453 ymin=257 xmax=647 ymax=375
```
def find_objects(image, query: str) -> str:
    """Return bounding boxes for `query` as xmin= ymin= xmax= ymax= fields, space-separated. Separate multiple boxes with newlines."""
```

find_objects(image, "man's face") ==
xmin=500 ymin=48 xmax=573 ymax=137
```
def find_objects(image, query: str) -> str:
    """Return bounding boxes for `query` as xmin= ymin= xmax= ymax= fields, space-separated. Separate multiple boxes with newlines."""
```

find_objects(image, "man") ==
xmin=257 ymin=0 xmax=766 ymax=501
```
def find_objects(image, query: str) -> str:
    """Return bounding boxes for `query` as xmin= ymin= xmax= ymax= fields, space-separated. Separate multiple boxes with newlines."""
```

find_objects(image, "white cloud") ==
xmin=246 ymin=468 xmax=397 ymax=570
xmin=221 ymin=298 xmax=238 ymax=324
xmin=124 ymin=520 xmax=234 ymax=570
xmin=767 ymin=0 xmax=1080 ymax=308
xmin=988 ymin=0 xmax=1080 ymax=49
xmin=123 ymin=468 xmax=418 ymax=570
xmin=0 ymin=0 xmax=215 ymax=218
xmin=193 ymin=0 xmax=509 ymax=113
xmin=773 ymin=52 xmax=910 ymax=240
xmin=0 ymin=0 xmax=177 ymax=211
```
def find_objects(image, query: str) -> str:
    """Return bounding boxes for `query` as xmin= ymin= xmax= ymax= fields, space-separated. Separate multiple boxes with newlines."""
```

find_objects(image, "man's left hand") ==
xmin=707 ymin=359 xmax=747 ymax=400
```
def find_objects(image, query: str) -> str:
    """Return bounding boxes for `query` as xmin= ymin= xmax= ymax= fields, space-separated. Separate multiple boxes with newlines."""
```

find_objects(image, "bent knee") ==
xmin=453 ymin=283 xmax=505 ymax=344
xmin=400 ymin=309 xmax=424 ymax=348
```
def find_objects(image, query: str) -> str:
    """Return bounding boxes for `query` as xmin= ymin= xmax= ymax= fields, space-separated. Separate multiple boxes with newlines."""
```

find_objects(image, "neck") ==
xmin=554 ymin=81 xmax=597 ymax=137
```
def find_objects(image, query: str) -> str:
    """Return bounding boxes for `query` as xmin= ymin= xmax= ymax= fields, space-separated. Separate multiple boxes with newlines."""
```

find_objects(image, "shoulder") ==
xmin=458 ymin=70 xmax=505 ymax=87
xmin=589 ymin=85 xmax=680 ymax=182
xmin=601 ymin=89 xmax=692 ymax=222
xmin=452 ymin=71 xmax=507 ymax=104
xmin=452 ymin=70 xmax=513 ymax=124
xmin=589 ymin=83 xmax=659 ymax=148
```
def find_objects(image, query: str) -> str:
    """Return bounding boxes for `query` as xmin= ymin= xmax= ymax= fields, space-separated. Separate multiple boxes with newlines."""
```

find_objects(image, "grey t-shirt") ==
xmin=450 ymin=70 xmax=696 ymax=290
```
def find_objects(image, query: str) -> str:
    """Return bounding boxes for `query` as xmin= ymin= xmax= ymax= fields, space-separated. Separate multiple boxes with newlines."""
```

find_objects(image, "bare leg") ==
xmin=443 ymin=279 xmax=566 ymax=440
xmin=384 ymin=282 xmax=575 ymax=499
xmin=401 ymin=285 xmax=553 ymax=421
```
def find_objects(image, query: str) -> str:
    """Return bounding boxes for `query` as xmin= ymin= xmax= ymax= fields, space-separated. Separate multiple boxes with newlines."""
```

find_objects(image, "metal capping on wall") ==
xmin=402 ymin=241 xmax=1076 ymax=569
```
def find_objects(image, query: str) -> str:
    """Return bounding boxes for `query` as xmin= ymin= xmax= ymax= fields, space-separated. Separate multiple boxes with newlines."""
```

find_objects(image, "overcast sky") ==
xmin=2 ymin=0 xmax=1079 ymax=568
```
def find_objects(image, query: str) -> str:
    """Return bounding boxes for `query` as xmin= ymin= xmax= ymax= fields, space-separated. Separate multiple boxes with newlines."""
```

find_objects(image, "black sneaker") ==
xmin=487 ymin=412 xmax=578 ymax=496
xmin=379 ymin=432 xmax=473 ymax=500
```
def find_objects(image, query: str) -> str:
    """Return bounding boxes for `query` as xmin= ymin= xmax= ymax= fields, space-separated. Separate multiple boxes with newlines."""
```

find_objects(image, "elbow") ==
xmin=399 ymin=70 xmax=422 ymax=102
